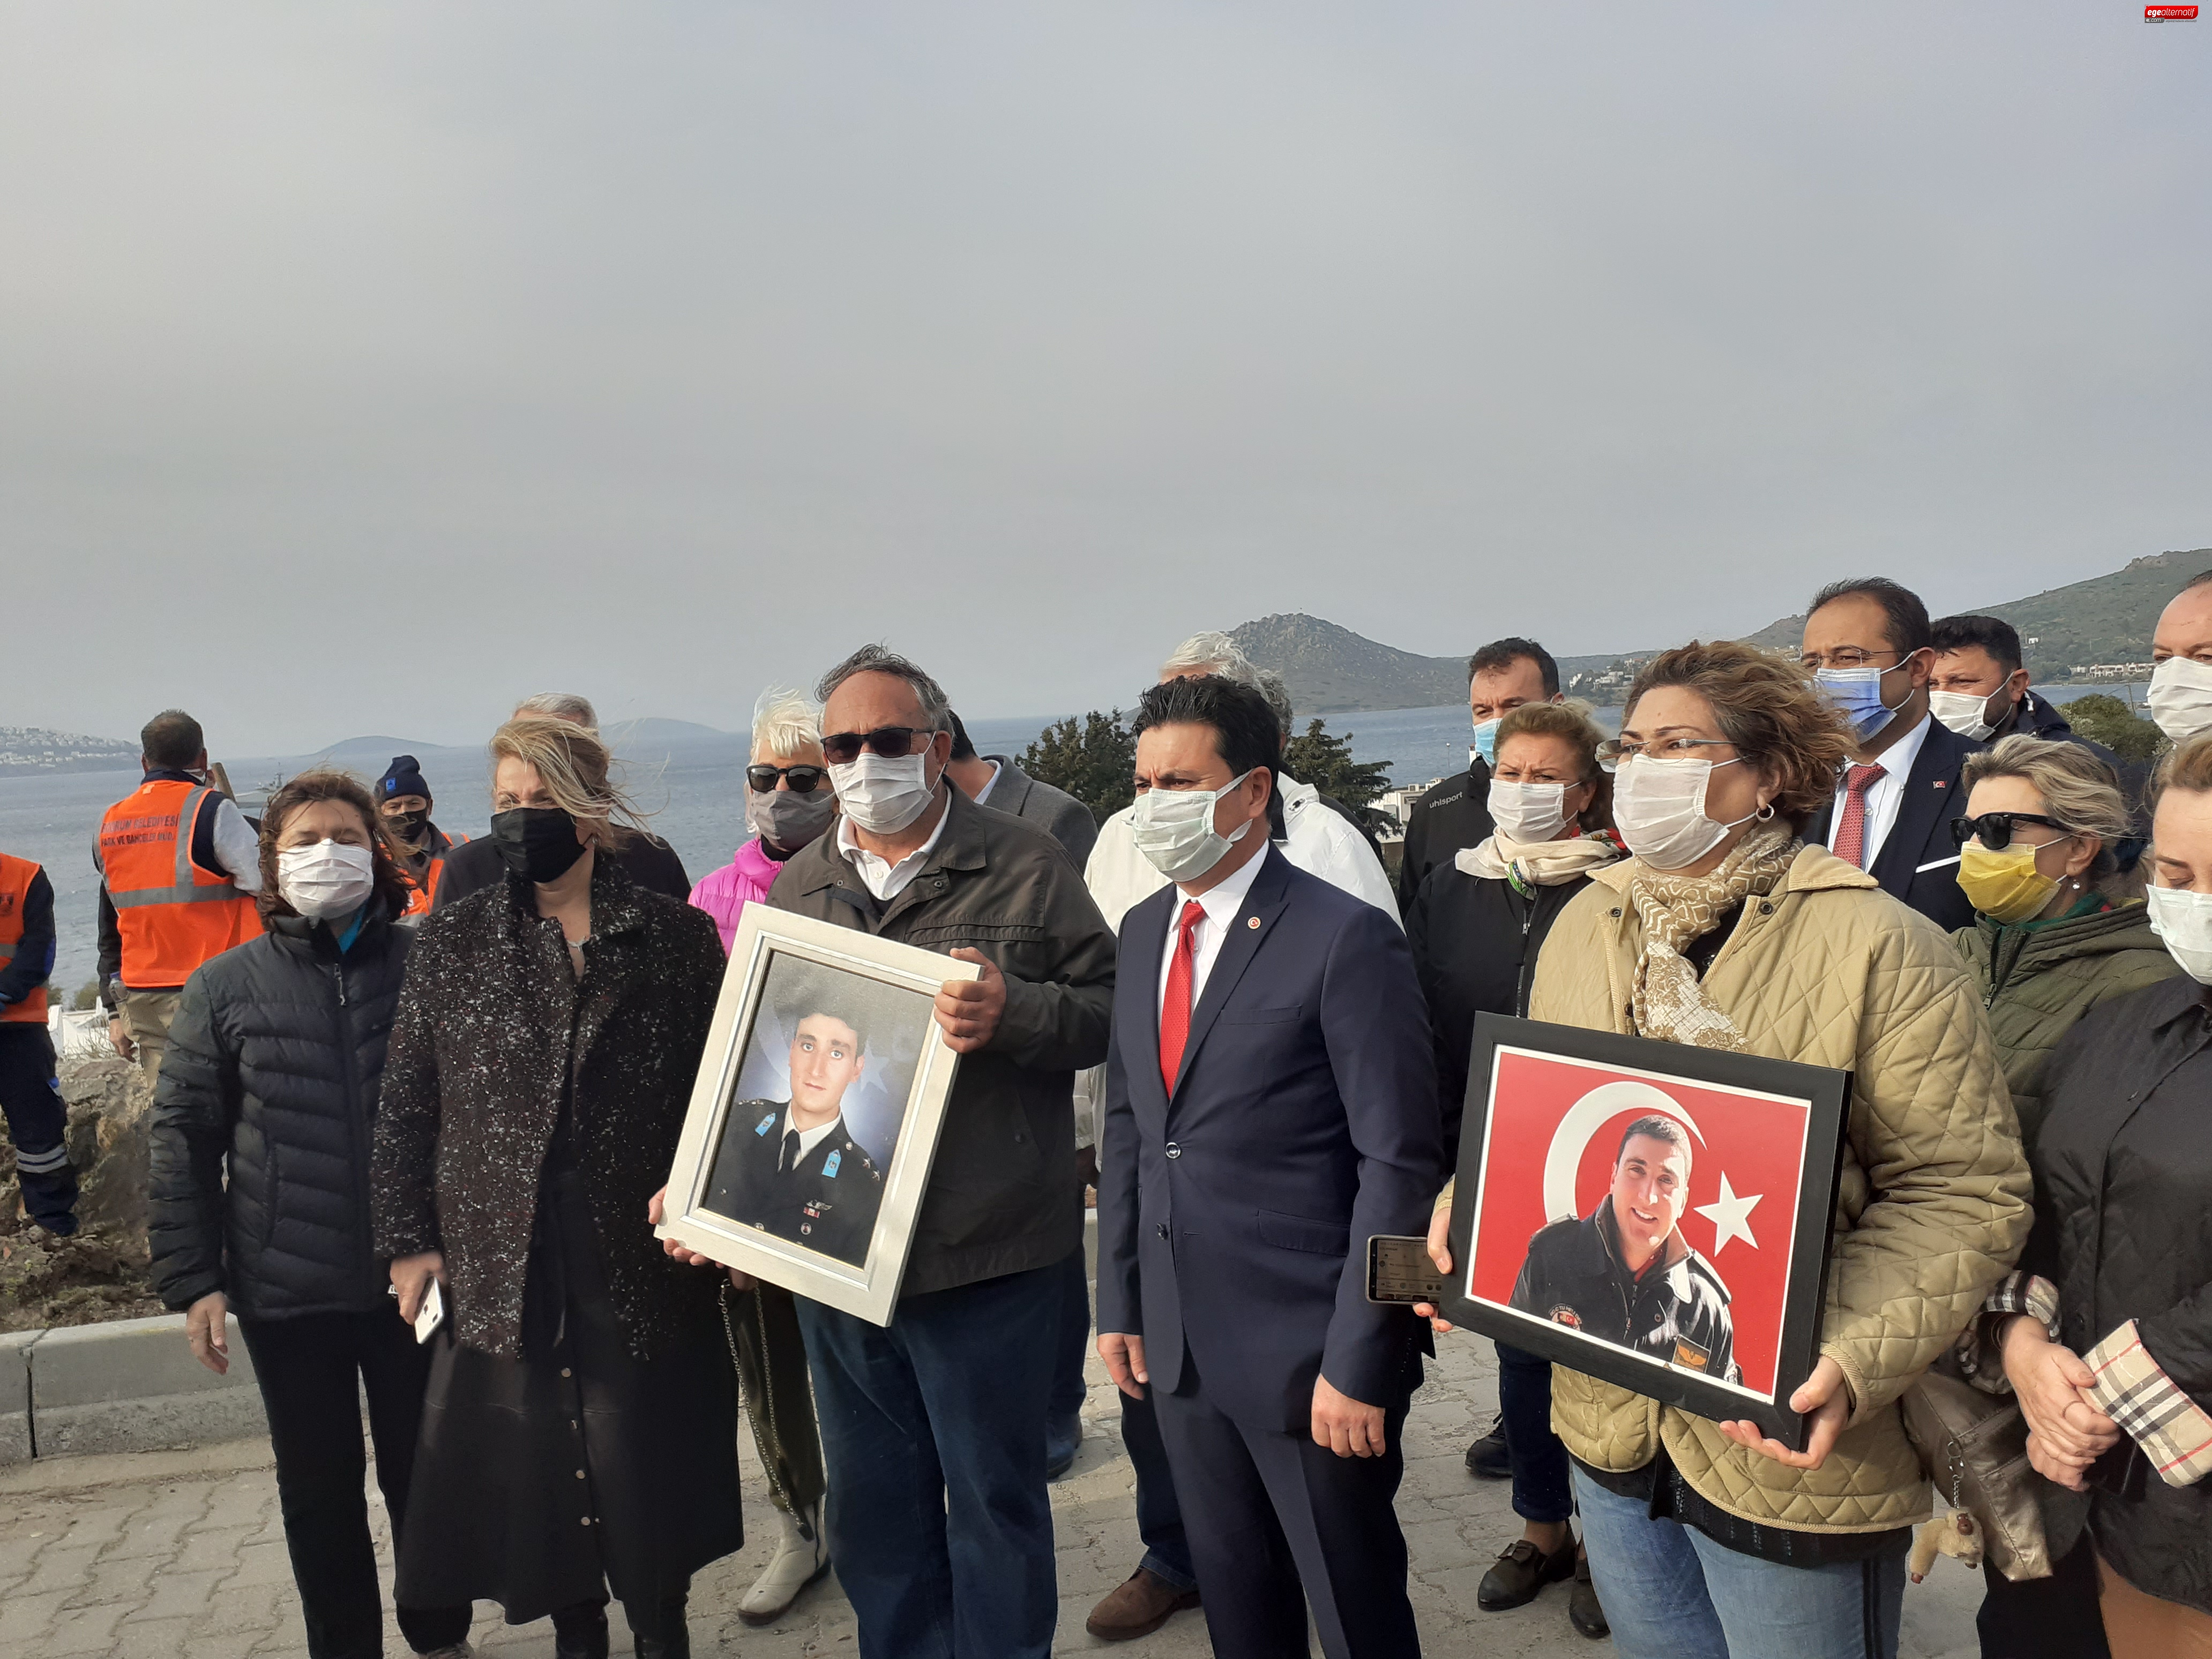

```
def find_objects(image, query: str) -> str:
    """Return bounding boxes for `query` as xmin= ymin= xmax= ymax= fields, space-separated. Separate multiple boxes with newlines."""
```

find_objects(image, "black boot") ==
xmin=551 ymin=1603 xmax=609 ymax=1659
xmin=629 ymin=1598 xmax=689 ymax=1659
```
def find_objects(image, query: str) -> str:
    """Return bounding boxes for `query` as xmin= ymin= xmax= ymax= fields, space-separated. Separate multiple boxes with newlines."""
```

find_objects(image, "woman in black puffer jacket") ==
xmin=148 ymin=771 xmax=473 ymax=1659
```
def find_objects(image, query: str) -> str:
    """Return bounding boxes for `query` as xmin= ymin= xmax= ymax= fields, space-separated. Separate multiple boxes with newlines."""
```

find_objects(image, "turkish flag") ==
xmin=1463 ymin=1043 xmax=1813 ymax=1400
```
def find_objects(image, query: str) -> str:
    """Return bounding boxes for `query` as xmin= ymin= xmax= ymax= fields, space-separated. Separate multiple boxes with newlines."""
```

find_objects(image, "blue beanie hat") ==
xmin=377 ymin=756 xmax=431 ymax=804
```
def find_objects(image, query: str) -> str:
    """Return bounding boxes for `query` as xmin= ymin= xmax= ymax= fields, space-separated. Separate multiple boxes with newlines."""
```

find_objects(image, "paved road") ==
xmin=0 ymin=1335 xmax=1982 ymax=1657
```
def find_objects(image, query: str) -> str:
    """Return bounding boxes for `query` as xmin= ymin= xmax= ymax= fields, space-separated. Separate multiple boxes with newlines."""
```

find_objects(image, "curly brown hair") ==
xmin=255 ymin=770 xmax=414 ymax=923
xmin=1494 ymin=700 xmax=1613 ymax=832
xmin=1624 ymin=641 xmax=1853 ymax=830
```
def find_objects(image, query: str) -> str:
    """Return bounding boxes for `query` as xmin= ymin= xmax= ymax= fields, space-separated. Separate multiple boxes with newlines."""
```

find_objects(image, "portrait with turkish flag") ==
xmin=1443 ymin=1014 xmax=1850 ymax=1451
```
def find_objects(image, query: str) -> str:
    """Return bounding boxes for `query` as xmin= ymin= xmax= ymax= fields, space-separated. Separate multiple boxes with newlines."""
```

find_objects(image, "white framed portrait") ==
xmin=656 ymin=904 xmax=976 ymax=1325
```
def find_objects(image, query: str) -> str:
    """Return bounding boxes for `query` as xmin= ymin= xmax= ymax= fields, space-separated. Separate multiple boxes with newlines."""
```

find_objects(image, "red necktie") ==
xmin=1158 ymin=900 xmax=1206 ymax=1095
xmin=1832 ymin=763 xmax=1887 ymax=869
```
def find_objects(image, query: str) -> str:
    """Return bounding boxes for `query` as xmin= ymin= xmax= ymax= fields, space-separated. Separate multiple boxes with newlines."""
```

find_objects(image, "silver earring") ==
xmin=1754 ymin=802 xmax=1776 ymax=821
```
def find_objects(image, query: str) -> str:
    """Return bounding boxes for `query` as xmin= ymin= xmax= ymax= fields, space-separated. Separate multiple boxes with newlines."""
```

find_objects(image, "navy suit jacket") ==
xmin=1094 ymin=845 xmax=1445 ymax=1432
xmin=1807 ymin=716 xmax=1982 ymax=934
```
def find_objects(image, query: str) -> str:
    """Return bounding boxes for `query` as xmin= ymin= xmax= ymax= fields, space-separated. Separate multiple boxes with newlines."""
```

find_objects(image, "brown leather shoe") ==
xmin=1085 ymin=1568 xmax=1202 ymax=1641
xmin=1476 ymin=1536 xmax=1575 ymax=1611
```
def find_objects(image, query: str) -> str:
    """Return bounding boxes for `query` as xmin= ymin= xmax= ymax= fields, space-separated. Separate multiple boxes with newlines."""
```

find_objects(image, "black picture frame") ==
xmin=1443 ymin=1013 xmax=1851 ymax=1451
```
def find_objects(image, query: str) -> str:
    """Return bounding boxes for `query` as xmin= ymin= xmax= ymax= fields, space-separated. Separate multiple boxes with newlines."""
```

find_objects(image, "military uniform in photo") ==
xmin=1509 ymin=1199 xmax=1739 ymax=1383
xmin=709 ymin=1098 xmax=884 ymax=1267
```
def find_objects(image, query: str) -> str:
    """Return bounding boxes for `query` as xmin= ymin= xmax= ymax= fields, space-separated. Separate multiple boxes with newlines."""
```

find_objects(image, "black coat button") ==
xmin=1164 ymin=1142 xmax=1182 ymax=1160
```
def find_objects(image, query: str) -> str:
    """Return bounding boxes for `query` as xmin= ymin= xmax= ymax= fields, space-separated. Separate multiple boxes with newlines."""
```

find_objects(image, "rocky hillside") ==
xmin=0 ymin=727 xmax=138 ymax=776
xmin=1232 ymin=548 xmax=2211 ymax=714
xmin=1735 ymin=549 xmax=2212 ymax=675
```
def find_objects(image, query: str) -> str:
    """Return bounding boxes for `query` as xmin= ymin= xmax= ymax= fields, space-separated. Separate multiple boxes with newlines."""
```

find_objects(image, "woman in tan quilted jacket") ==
xmin=1428 ymin=640 xmax=2032 ymax=1659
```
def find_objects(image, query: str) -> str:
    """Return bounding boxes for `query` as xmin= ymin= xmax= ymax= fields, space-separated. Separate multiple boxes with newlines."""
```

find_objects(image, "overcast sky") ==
xmin=5 ymin=4 xmax=2209 ymax=753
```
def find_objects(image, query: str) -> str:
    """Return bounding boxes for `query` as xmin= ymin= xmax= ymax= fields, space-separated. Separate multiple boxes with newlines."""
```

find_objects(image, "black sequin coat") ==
xmin=371 ymin=856 xmax=726 ymax=1362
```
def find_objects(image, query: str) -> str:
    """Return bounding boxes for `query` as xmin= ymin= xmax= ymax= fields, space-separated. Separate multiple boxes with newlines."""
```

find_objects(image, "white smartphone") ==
xmin=414 ymin=1280 xmax=446 ymax=1344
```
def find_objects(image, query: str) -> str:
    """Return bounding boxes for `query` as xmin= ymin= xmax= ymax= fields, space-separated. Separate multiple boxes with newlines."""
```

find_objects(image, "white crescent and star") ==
xmin=1534 ymin=1077 xmax=1763 ymax=1256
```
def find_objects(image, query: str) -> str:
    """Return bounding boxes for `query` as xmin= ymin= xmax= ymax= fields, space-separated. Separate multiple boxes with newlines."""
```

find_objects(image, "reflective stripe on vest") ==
xmin=0 ymin=851 xmax=48 ymax=1023
xmin=99 ymin=780 xmax=262 ymax=985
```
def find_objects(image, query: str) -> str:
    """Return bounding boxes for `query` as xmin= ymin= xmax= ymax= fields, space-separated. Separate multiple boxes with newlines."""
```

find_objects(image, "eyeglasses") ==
xmin=746 ymin=764 xmax=827 ymax=794
xmin=819 ymin=727 xmax=932 ymax=765
xmin=1799 ymin=647 xmax=1910 ymax=671
xmin=1595 ymin=737 xmax=1738 ymax=773
xmin=1949 ymin=811 xmax=2071 ymax=851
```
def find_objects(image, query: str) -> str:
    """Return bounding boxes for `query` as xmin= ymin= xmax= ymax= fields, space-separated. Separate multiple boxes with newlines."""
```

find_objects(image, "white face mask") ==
xmin=2146 ymin=883 xmax=2212 ymax=984
xmin=277 ymin=840 xmax=377 ymax=921
xmin=1929 ymin=687 xmax=2005 ymax=743
xmin=828 ymin=749 xmax=940 ymax=836
xmin=1488 ymin=779 xmax=1570 ymax=843
xmin=1130 ymin=771 xmax=1255 ymax=885
xmin=2148 ymin=657 xmax=2212 ymax=743
xmin=1612 ymin=756 xmax=1757 ymax=872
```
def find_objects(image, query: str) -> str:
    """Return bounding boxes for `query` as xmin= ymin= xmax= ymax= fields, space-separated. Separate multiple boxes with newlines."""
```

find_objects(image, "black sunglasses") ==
xmin=820 ymin=726 xmax=932 ymax=765
xmin=746 ymin=764 xmax=827 ymax=795
xmin=1950 ymin=811 xmax=2070 ymax=851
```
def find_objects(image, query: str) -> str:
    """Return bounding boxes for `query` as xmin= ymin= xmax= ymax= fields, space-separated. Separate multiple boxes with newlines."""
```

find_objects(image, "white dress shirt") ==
xmin=777 ymin=1110 xmax=842 ymax=1166
xmin=836 ymin=795 xmax=951 ymax=902
xmin=969 ymin=760 xmax=1004 ymax=806
xmin=1155 ymin=843 xmax=1269 ymax=1019
xmin=1825 ymin=711 xmax=1931 ymax=869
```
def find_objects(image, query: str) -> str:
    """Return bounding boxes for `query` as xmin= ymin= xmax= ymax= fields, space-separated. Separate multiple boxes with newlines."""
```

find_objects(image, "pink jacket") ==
xmin=688 ymin=837 xmax=787 ymax=952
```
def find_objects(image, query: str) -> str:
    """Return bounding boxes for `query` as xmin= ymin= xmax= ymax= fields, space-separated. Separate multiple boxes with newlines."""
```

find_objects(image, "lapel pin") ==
xmin=1246 ymin=916 xmax=1260 ymax=930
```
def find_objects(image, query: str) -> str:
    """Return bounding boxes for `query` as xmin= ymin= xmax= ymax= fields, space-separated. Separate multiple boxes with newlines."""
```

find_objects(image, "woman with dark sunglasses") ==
xmin=689 ymin=689 xmax=839 ymax=951
xmin=682 ymin=686 xmax=838 ymax=1624
xmin=1947 ymin=735 xmax=2177 ymax=1659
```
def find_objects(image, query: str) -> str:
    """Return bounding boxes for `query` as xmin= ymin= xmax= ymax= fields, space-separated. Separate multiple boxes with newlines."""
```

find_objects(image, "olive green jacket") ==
xmin=1951 ymin=899 xmax=2181 ymax=1149
xmin=1528 ymin=845 xmax=2031 ymax=1533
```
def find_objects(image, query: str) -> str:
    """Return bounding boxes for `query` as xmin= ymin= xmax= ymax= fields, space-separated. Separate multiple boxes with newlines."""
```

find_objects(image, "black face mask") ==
xmin=489 ymin=806 xmax=588 ymax=884
xmin=388 ymin=808 xmax=429 ymax=840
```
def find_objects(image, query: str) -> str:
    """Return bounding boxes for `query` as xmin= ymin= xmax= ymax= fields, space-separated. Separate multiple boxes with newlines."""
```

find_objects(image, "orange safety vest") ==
xmin=98 ymin=778 xmax=264 ymax=988
xmin=0 ymin=851 xmax=48 ymax=1023
xmin=399 ymin=827 xmax=469 ymax=919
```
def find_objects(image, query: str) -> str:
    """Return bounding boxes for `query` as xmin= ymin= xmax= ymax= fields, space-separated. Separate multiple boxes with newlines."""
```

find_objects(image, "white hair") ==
xmin=751 ymin=686 xmax=823 ymax=758
xmin=1160 ymin=630 xmax=1265 ymax=686
xmin=513 ymin=691 xmax=599 ymax=728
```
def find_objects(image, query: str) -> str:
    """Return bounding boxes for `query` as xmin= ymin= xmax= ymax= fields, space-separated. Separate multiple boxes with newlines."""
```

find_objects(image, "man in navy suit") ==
xmin=1095 ymin=674 xmax=1444 ymax=1659
xmin=1799 ymin=577 xmax=1982 ymax=932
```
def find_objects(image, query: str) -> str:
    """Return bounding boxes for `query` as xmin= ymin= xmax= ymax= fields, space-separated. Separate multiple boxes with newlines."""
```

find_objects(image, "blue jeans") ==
xmin=795 ymin=1261 xmax=1063 ymax=1659
xmin=1497 ymin=1342 xmax=1570 ymax=1526
xmin=1571 ymin=1466 xmax=1908 ymax=1659
xmin=1118 ymin=1385 xmax=1198 ymax=1591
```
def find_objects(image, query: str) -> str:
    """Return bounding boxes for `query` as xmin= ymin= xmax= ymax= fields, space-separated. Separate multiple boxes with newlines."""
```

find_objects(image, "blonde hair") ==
xmin=489 ymin=716 xmax=647 ymax=847
xmin=751 ymin=687 xmax=823 ymax=759
xmin=1962 ymin=734 xmax=2141 ymax=899
xmin=1494 ymin=700 xmax=1613 ymax=832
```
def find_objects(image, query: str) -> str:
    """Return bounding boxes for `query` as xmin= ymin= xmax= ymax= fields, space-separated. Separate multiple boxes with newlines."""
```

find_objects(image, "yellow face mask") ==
xmin=1956 ymin=840 xmax=2062 ymax=925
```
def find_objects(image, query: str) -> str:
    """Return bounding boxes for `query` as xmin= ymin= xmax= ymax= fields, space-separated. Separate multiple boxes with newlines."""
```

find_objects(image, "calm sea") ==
xmin=0 ymin=684 xmax=2145 ymax=1003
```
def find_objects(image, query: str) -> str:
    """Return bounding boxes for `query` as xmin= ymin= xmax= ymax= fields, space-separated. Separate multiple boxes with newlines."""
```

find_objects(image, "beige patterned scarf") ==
xmin=1455 ymin=829 xmax=1626 ymax=888
xmin=1627 ymin=821 xmax=1798 ymax=1051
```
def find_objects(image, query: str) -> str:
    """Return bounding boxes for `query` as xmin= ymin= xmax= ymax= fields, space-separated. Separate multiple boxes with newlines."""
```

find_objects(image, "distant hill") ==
xmin=0 ymin=727 xmax=140 ymax=776
xmin=604 ymin=717 xmax=733 ymax=746
xmin=1234 ymin=547 xmax=2211 ymax=714
xmin=298 ymin=735 xmax=459 ymax=765
xmin=1733 ymin=548 xmax=2212 ymax=675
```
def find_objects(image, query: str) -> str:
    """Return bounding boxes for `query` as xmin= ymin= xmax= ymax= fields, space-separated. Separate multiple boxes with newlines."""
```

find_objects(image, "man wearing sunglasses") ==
xmin=1801 ymin=578 xmax=1981 ymax=932
xmin=757 ymin=644 xmax=1118 ymax=1659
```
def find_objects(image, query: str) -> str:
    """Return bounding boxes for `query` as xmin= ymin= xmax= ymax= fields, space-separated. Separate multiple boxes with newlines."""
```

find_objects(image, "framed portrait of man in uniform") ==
xmin=657 ymin=906 xmax=975 ymax=1325
xmin=1442 ymin=1013 xmax=1851 ymax=1451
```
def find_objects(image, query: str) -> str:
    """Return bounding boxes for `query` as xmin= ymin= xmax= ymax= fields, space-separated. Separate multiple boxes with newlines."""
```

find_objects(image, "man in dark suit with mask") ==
xmin=1800 ymin=579 xmax=1981 ymax=932
xmin=1095 ymin=674 xmax=1444 ymax=1659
